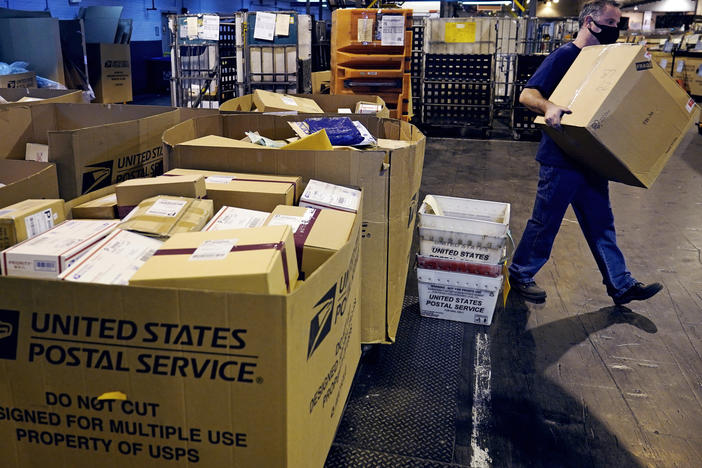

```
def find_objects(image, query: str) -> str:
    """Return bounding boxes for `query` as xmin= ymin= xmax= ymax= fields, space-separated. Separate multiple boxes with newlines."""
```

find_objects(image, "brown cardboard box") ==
xmin=165 ymin=168 xmax=301 ymax=212
xmin=118 ymin=196 xmax=213 ymax=239
xmin=252 ymin=89 xmax=324 ymax=113
xmin=163 ymin=113 xmax=425 ymax=343
xmin=648 ymin=51 xmax=674 ymax=76
xmin=312 ymin=70 xmax=331 ymax=94
xmin=0 ymin=71 xmax=37 ymax=88
xmin=0 ymin=160 xmax=59 ymax=208
xmin=0 ymin=89 xmax=84 ymax=107
xmin=87 ymin=43 xmax=133 ymax=103
xmin=220 ymin=92 xmax=390 ymax=118
xmin=672 ymin=54 xmax=702 ymax=96
xmin=536 ymin=44 xmax=700 ymax=188
xmin=1 ymin=219 xmax=119 ymax=278
xmin=64 ymin=185 xmax=116 ymax=219
xmin=0 ymin=199 xmax=65 ymax=249
xmin=265 ymin=205 xmax=356 ymax=279
xmin=0 ymin=103 xmax=217 ymax=200
xmin=130 ymin=224 xmax=299 ymax=294
xmin=70 ymin=193 xmax=118 ymax=219
xmin=115 ymin=174 xmax=206 ymax=208
xmin=0 ymin=209 xmax=361 ymax=468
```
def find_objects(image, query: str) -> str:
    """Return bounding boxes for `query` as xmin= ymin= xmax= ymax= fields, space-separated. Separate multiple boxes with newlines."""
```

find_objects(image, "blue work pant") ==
xmin=508 ymin=164 xmax=636 ymax=298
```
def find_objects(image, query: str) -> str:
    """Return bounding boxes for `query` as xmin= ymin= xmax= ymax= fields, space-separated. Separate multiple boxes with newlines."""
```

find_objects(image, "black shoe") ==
xmin=613 ymin=282 xmax=663 ymax=306
xmin=509 ymin=277 xmax=546 ymax=303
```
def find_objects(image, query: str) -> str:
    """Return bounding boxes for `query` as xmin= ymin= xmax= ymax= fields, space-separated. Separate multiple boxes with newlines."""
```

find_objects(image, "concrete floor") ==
xmin=326 ymin=126 xmax=702 ymax=467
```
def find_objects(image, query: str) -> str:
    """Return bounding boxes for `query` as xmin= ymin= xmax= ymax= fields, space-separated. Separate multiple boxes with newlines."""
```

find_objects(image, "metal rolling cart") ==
xmin=170 ymin=14 xmax=243 ymax=108
xmin=244 ymin=11 xmax=300 ymax=94
xmin=410 ymin=19 xmax=425 ymax=125
xmin=312 ymin=20 xmax=330 ymax=72
xmin=421 ymin=18 xmax=497 ymax=137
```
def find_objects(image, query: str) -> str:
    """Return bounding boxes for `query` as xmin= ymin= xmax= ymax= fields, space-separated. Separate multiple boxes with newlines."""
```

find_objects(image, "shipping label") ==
xmin=24 ymin=209 xmax=55 ymax=239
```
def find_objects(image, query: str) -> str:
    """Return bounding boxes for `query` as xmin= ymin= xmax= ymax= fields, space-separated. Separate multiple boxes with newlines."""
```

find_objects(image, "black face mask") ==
xmin=588 ymin=20 xmax=620 ymax=44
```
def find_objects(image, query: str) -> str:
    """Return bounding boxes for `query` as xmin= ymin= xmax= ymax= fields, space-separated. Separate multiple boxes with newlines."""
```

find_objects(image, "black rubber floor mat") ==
xmin=328 ymin=297 xmax=464 ymax=464
xmin=326 ymin=444 xmax=467 ymax=468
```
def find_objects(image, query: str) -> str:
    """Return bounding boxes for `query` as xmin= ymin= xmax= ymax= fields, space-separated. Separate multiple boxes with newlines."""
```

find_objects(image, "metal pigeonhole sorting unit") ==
xmin=510 ymin=54 xmax=547 ymax=140
xmin=170 ymin=14 xmax=244 ymax=108
xmin=422 ymin=18 xmax=497 ymax=136
xmin=410 ymin=19 xmax=425 ymax=124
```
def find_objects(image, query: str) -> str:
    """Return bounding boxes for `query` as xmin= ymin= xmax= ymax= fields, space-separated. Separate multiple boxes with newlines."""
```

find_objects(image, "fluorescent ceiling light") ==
xmin=462 ymin=1 xmax=511 ymax=4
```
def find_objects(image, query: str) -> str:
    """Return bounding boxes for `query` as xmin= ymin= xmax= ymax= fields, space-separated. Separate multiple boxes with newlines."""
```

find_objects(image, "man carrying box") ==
xmin=508 ymin=0 xmax=662 ymax=305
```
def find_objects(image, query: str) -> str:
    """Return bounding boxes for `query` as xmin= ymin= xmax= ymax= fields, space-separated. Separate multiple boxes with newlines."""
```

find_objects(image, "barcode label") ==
xmin=34 ymin=260 xmax=57 ymax=272
xmin=146 ymin=199 xmax=188 ymax=217
xmin=280 ymin=96 xmax=298 ymax=106
xmin=25 ymin=209 xmax=55 ymax=239
xmin=205 ymin=176 xmax=236 ymax=184
xmin=189 ymin=239 xmax=238 ymax=261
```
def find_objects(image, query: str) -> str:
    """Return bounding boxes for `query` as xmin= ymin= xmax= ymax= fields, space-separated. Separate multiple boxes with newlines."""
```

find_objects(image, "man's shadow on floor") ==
xmin=485 ymin=292 xmax=657 ymax=467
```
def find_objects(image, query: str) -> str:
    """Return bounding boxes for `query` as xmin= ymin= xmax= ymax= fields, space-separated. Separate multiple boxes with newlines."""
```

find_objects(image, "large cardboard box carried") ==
xmin=0 ymin=89 xmax=84 ymax=107
xmin=163 ymin=114 xmax=425 ymax=343
xmin=0 ymin=71 xmax=37 ymax=89
xmin=0 ymin=103 xmax=217 ymax=200
xmin=220 ymin=92 xmax=390 ymax=118
xmin=536 ymin=44 xmax=700 ymax=188
xmin=0 ymin=160 xmax=59 ymax=208
xmin=0 ymin=206 xmax=362 ymax=468
xmin=87 ymin=43 xmax=133 ymax=103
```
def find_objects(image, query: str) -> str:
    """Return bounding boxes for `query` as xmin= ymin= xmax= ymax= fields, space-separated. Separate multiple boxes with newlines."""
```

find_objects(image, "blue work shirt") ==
xmin=525 ymin=42 xmax=581 ymax=169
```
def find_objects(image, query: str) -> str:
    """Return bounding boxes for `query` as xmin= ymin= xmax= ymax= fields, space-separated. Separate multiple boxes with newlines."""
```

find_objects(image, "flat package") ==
xmin=59 ymin=228 xmax=163 ymax=285
xmin=130 ymin=224 xmax=299 ymax=294
xmin=118 ymin=196 xmax=213 ymax=239
xmin=1 ymin=219 xmax=119 ymax=278
xmin=300 ymin=179 xmax=361 ymax=213
xmin=162 ymin=113 xmax=425 ymax=343
xmin=536 ymin=44 xmax=700 ymax=188
xmin=203 ymin=206 xmax=270 ymax=231
xmin=265 ymin=205 xmax=356 ymax=279
xmin=0 ymin=210 xmax=362 ymax=468
xmin=165 ymin=168 xmax=301 ymax=212
xmin=0 ymin=199 xmax=65 ymax=250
